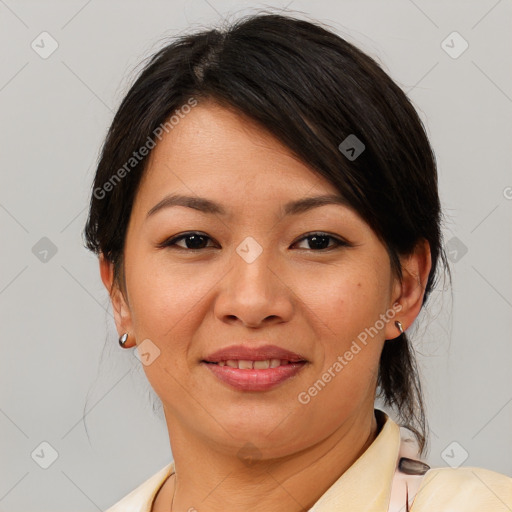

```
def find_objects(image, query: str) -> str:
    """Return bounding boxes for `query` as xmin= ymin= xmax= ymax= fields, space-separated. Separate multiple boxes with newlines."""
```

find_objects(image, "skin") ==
xmin=100 ymin=100 xmax=431 ymax=512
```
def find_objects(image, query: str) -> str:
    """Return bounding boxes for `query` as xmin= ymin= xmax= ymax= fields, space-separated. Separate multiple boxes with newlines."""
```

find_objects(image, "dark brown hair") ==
xmin=83 ymin=11 xmax=451 ymax=455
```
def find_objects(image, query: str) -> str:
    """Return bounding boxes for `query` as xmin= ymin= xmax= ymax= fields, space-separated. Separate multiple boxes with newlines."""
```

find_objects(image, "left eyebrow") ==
xmin=282 ymin=194 xmax=351 ymax=216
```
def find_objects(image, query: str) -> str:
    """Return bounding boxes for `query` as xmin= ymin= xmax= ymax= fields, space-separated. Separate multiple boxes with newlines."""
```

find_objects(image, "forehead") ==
xmin=137 ymin=101 xmax=342 ymax=206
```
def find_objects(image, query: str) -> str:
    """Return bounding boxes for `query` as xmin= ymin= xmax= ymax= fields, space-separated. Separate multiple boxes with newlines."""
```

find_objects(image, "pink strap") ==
xmin=387 ymin=437 xmax=430 ymax=512
xmin=388 ymin=468 xmax=426 ymax=511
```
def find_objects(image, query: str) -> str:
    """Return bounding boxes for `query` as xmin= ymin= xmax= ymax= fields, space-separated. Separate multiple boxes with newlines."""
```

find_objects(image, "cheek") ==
xmin=125 ymin=258 xmax=215 ymax=397
xmin=298 ymin=260 xmax=388 ymax=383
xmin=298 ymin=261 xmax=386 ymax=338
xmin=299 ymin=271 xmax=385 ymax=414
xmin=126 ymin=251 xmax=216 ymax=339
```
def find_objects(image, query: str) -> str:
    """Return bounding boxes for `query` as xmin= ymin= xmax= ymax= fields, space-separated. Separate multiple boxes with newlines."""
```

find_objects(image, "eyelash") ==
xmin=158 ymin=231 xmax=349 ymax=252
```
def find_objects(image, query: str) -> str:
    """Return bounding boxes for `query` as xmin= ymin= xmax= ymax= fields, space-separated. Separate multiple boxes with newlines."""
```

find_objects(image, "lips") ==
xmin=201 ymin=344 xmax=308 ymax=391
xmin=202 ymin=344 xmax=307 ymax=364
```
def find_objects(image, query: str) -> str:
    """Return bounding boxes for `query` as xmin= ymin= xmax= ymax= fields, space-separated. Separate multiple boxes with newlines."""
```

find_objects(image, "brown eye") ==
xmin=293 ymin=232 xmax=348 ymax=251
xmin=158 ymin=231 xmax=349 ymax=252
xmin=159 ymin=232 xmax=216 ymax=250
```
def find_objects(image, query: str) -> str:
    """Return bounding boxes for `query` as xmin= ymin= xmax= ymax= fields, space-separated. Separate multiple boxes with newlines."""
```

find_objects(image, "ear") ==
xmin=385 ymin=239 xmax=432 ymax=340
xmin=99 ymin=253 xmax=136 ymax=348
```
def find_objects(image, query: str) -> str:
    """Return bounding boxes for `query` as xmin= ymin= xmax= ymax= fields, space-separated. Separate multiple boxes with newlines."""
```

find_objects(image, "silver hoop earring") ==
xmin=119 ymin=333 xmax=129 ymax=348
xmin=395 ymin=321 xmax=404 ymax=335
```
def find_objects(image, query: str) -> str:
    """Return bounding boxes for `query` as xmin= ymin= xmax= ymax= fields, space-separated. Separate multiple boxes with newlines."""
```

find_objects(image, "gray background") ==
xmin=1 ymin=0 xmax=511 ymax=510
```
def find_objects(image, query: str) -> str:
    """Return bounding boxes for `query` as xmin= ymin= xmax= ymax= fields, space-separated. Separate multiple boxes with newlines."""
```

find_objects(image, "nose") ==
xmin=213 ymin=244 xmax=294 ymax=329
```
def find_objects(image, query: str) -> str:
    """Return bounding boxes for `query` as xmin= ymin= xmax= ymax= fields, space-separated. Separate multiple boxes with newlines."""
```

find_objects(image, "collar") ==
xmin=308 ymin=408 xmax=401 ymax=511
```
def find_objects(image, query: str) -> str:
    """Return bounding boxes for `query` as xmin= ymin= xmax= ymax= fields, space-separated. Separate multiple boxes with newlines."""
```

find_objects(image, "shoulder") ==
xmin=411 ymin=466 xmax=512 ymax=511
xmin=105 ymin=463 xmax=174 ymax=512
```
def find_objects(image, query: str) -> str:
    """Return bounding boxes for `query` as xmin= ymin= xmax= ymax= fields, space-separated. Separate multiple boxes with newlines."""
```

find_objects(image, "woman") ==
xmin=83 ymin=12 xmax=512 ymax=512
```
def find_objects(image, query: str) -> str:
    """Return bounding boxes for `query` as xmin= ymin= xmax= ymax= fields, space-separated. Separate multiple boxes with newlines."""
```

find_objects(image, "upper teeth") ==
xmin=216 ymin=359 xmax=291 ymax=369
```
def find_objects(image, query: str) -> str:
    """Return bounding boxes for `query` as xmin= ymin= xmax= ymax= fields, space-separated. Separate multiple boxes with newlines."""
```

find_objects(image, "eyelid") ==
xmin=293 ymin=231 xmax=348 ymax=243
xmin=292 ymin=231 xmax=350 ymax=250
xmin=156 ymin=231 xmax=216 ymax=250
xmin=158 ymin=231 xmax=351 ymax=251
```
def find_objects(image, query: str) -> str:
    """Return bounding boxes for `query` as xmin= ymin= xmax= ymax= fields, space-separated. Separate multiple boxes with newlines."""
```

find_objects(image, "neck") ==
xmin=159 ymin=407 xmax=379 ymax=512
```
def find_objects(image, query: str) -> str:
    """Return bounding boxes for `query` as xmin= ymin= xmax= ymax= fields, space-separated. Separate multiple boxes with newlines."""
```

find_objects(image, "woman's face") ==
xmin=104 ymin=100 xmax=412 ymax=457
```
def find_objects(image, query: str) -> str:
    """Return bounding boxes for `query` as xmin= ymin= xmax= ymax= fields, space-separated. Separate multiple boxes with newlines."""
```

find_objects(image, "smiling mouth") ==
xmin=201 ymin=359 xmax=308 ymax=391
xmin=202 ymin=359 xmax=306 ymax=369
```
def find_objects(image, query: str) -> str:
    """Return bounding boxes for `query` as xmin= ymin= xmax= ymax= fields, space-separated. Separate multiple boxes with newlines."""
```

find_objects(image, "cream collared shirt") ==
xmin=105 ymin=410 xmax=512 ymax=511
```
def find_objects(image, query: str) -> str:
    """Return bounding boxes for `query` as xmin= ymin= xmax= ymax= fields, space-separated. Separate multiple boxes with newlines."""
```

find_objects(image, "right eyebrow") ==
xmin=147 ymin=194 xmax=226 ymax=219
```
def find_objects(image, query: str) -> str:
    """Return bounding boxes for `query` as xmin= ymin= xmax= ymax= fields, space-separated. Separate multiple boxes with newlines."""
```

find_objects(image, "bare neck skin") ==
xmin=152 ymin=405 xmax=379 ymax=512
